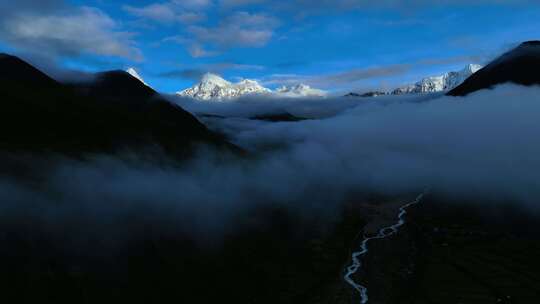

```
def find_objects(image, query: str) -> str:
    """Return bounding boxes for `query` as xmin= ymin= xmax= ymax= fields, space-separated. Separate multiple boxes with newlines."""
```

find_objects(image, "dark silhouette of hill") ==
xmin=448 ymin=41 xmax=540 ymax=96
xmin=251 ymin=111 xmax=308 ymax=122
xmin=0 ymin=53 xmax=60 ymax=88
xmin=71 ymin=70 xmax=156 ymax=102
xmin=0 ymin=53 xmax=235 ymax=158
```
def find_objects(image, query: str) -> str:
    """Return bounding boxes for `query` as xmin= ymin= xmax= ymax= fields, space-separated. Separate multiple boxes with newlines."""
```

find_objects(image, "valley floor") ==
xmin=1 ymin=195 xmax=539 ymax=304
xmin=344 ymin=196 xmax=540 ymax=304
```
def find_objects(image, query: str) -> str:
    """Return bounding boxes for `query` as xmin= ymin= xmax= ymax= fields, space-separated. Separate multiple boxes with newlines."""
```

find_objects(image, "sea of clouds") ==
xmin=1 ymin=84 xmax=539 ymax=245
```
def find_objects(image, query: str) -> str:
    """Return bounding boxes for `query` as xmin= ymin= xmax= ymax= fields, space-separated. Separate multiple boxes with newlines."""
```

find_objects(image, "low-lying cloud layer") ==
xmin=267 ymin=87 xmax=540 ymax=199
xmin=1 ymin=85 xmax=539 ymax=246
xmin=175 ymin=84 xmax=540 ymax=205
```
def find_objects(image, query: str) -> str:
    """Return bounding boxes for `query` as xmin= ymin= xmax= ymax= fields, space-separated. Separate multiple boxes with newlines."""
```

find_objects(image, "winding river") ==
xmin=344 ymin=193 xmax=425 ymax=304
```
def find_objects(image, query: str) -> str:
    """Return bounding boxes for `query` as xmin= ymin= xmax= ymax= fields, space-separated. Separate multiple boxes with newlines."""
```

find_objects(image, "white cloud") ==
xmin=174 ymin=84 xmax=540 ymax=207
xmin=161 ymin=11 xmax=280 ymax=57
xmin=188 ymin=44 xmax=219 ymax=58
xmin=161 ymin=35 xmax=219 ymax=58
xmin=162 ymin=35 xmax=189 ymax=44
xmin=158 ymin=62 xmax=265 ymax=80
xmin=124 ymin=1 xmax=207 ymax=24
xmin=178 ymin=12 xmax=207 ymax=23
xmin=261 ymin=64 xmax=411 ymax=90
xmin=1 ymin=6 xmax=143 ymax=61
xmin=258 ymin=0 xmax=535 ymax=10
xmin=219 ymin=0 xmax=266 ymax=7
xmin=187 ymin=12 xmax=279 ymax=49
xmin=172 ymin=0 xmax=213 ymax=9
xmin=188 ymin=26 xmax=273 ymax=48
xmin=124 ymin=3 xmax=180 ymax=23
xmin=2 ymin=85 xmax=540 ymax=245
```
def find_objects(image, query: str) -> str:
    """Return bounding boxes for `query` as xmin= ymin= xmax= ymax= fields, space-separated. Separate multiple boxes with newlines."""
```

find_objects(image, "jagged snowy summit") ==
xmin=126 ymin=67 xmax=149 ymax=87
xmin=392 ymin=64 xmax=482 ymax=95
xmin=176 ymin=73 xmax=271 ymax=100
xmin=177 ymin=73 xmax=327 ymax=100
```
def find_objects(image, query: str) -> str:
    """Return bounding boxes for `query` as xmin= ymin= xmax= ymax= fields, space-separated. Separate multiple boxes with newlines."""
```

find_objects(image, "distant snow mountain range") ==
xmin=176 ymin=73 xmax=327 ymax=100
xmin=176 ymin=73 xmax=270 ymax=100
xmin=127 ymin=64 xmax=481 ymax=100
xmin=392 ymin=64 xmax=482 ymax=94
xmin=347 ymin=64 xmax=483 ymax=97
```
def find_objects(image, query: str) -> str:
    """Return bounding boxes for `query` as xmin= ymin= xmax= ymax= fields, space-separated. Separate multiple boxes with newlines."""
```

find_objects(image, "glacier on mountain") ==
xmin=177 ymin=73 xmax=327 ymax=100
xmin=177 ymin=73 xmax=271 ymax=100
xmin=126 ymin=68 xmax=149 ymax=87
xmin=392 ymin=64 xmax=482 ymax=95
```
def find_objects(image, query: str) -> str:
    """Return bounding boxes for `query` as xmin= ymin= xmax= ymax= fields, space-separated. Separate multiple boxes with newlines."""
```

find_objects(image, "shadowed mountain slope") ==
xmin=448 ymin=41 xmax=540 ymax=96
xmin=0 ymin=53 xmax=235 ymax=159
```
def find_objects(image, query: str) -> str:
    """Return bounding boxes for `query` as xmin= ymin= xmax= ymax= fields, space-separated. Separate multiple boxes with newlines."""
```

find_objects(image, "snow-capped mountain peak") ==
xmin=177 ymin=73 xmax=234 ymax=100
xmin=235 ymin=79 xmax=272 ymax=95
xmin=177 ymin=73 xmax=271 ymax=100
xmin=463 ymin=63 xmax=482 ymax=74
xmin=177 ymin=74 xmax=328 ymax=100
xmin=392 ymin=64 xmax=483 ymax=95
xmin=200 ymin=73 xmax=232 ymax=87
xmin=126 ymin=68 xmax=149 ymax=86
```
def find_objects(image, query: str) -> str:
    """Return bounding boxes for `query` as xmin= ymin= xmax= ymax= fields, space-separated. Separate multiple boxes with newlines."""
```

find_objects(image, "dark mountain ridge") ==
xmin=0 ymin=53 xmax=60 ymax=88
xmin=448 ymin=41 xmax=540 ymax=96
xmin=0 ymin=53 xmax=235 ymax=159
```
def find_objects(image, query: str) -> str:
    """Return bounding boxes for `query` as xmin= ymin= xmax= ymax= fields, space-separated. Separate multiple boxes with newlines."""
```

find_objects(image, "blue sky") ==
xmin=1 ymin=0 xmax=539 ymax=93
